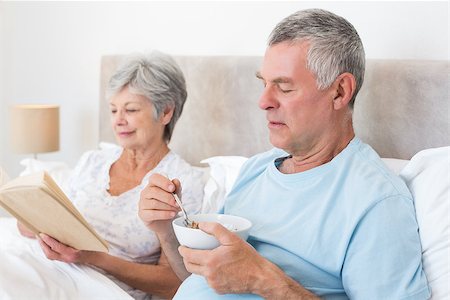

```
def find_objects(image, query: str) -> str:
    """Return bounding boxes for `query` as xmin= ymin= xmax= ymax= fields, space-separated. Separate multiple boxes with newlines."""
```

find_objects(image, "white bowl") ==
xmin=172 ymin=213 xmax=252 ymax=250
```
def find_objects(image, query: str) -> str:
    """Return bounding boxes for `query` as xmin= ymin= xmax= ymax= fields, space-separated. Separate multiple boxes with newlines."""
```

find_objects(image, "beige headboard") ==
xmin=99 ymin=56 xmax=449 ymax=165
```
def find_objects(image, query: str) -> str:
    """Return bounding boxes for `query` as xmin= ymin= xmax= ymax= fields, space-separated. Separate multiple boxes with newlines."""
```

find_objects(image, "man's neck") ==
xmin=279 ymin=128 xmax=355 ymax=174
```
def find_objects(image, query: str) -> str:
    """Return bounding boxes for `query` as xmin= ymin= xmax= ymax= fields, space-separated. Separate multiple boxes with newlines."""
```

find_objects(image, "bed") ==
xmin=1 ymin=56 xmax=449 ymax=299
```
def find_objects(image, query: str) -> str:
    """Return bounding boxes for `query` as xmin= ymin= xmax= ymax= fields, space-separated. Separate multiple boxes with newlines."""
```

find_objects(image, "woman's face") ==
xmin=109 ymin=85 xmax=168 ymax=150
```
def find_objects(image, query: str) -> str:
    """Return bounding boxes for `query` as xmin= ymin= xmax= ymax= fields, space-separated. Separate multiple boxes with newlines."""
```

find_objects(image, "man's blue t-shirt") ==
xmin=174 ymin=138 xmax=430 ymax=299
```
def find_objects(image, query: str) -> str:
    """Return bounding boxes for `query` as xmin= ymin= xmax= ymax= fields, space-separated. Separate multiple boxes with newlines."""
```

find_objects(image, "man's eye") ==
xmin=276 ymin=83 xmax=294 ymax=93
xmin=111 ymin=110 xmax=117 ymax=114
xmin=279 ymin=87 xmax=294 ymax=93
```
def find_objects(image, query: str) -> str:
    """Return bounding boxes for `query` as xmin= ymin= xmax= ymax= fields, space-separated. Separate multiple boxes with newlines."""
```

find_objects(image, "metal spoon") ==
xmin=162 ymin=173 xmax=196 ymax=228
xmin=172 ymin=192 xmax=196 ymax=228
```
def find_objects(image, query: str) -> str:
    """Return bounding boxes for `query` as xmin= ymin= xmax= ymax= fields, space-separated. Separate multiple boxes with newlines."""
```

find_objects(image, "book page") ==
xmin=0 ymin=171 xmax=44 ymax=191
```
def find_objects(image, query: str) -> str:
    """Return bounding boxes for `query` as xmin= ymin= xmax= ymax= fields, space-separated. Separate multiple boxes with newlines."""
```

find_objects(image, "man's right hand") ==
xmin=139 ymin=173 xmax=192 ymax=281
xmin=138 ymin=173 xmax=182 ymax=237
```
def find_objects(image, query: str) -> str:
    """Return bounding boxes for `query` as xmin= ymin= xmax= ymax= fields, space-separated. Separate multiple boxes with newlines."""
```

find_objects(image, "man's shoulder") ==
xmin=344 ymin=140 xmax=412 ymax=201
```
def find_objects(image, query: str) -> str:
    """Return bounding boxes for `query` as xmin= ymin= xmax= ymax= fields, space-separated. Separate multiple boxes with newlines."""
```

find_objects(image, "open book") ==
xmin=0 ymin=171 xmax=108 ymax=252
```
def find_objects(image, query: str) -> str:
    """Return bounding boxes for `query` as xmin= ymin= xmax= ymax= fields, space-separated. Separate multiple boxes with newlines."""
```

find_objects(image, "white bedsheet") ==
xmin=0 ymin=217 xmax=133 ymax=300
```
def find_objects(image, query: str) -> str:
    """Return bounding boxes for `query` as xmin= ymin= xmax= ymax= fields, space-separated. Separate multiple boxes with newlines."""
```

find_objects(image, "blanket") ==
xmin=0 ymin=217 xmax=132 ymax=300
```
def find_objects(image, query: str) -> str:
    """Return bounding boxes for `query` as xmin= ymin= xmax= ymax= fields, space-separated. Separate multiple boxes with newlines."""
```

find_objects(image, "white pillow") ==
xmin=17 ymin=143 xmax=120 ymax=188
xmin=381 ymin=157 xmax=410 ymax=175
xmin=19 ymin=158 xmax=72 ymax=188
xmin=0 ymin=166 xmax=11 ymax=217
xmin=0 ymin=166 xmax=9 ymax=186
xmin=99 ymin=141 xmax=121 ymax=150
xmin=399 ymin=147 xmax=450 ymax=299
xmin=200 ymin=156 xmax=248 ymax=213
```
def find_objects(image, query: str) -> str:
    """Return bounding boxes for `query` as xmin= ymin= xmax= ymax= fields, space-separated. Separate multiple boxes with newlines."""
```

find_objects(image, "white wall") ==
xmin=0 ymin=1 xmax=448 ymax=177
xmin=0 ymin=3 xmax=5 ymax=170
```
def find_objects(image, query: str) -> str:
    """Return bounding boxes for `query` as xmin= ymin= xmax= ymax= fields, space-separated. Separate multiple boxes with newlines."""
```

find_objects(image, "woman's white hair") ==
xmin=106 ymin=51 xmax=187 ymax=142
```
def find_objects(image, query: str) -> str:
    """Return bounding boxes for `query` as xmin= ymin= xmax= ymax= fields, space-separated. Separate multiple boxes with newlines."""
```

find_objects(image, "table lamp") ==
xmin=10 ymin=104 xmax=60 ymax=159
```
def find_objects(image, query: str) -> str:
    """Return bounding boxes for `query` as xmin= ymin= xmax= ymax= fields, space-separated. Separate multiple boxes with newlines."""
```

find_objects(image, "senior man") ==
xmin=139 ymin=9 xmax=430 ymax=299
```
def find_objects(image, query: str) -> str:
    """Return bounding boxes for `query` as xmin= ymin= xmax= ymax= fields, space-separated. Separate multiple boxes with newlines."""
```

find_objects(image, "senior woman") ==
xmin=17 ymin=52 xmax=204 ymax=299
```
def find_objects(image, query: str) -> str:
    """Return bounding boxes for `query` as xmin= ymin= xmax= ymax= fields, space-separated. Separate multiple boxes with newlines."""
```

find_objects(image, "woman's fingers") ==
xmin=38 ymin=234 xmax=80 ymax=263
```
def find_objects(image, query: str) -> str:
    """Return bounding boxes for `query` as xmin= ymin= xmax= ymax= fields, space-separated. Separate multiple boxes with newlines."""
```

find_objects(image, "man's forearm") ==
xmin=252 ymin=259 xmax=319 ymax=300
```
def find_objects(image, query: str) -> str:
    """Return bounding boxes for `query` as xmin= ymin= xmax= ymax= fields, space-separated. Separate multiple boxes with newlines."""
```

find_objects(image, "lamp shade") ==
xmin=10 ymin=104 xmax=60 ymax=154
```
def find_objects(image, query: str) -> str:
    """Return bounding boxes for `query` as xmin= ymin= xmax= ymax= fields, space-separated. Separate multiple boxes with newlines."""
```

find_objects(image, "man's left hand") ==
xmin=178 ymin=222 xmax=265 ymax=295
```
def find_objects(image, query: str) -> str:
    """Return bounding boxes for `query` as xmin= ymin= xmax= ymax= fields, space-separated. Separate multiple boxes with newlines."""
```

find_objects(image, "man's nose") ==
xmin=258 ymin=85 xmax=277 ymax=110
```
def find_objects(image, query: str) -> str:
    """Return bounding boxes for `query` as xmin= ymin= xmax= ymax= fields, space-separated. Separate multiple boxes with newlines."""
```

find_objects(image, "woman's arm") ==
xmin=84 ymin=251 xmax=181 ymax=299
xmin=38 ymin=234 xmax=181 ymax=299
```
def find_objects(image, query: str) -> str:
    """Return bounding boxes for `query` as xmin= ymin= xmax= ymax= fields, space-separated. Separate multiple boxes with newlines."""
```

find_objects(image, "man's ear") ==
xmin=332 ymin=73 xmax=356 ymax=110
xmin=160 ymin=106 xmax=174 ymax=125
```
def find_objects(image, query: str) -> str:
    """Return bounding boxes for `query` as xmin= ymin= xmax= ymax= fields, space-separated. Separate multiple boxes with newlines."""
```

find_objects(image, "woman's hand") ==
xmin=17 ymin=221 xmax=36 ymax=239
xmin=38 ymin=233 xmax=94 ymax=264
xmin=138 ymin=173 xmax=182 ymax=237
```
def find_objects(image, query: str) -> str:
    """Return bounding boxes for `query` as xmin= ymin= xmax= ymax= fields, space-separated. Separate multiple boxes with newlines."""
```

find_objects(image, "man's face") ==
xmin=257 ymin=41 xmax=336 ymax=155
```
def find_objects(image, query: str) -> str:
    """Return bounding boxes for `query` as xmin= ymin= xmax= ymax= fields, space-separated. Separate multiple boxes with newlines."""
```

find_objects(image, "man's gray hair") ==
xmin=268 ymin=9 xmax=365 ymax=107
xmin=106 ymin=51 xmax=187 ymax=142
